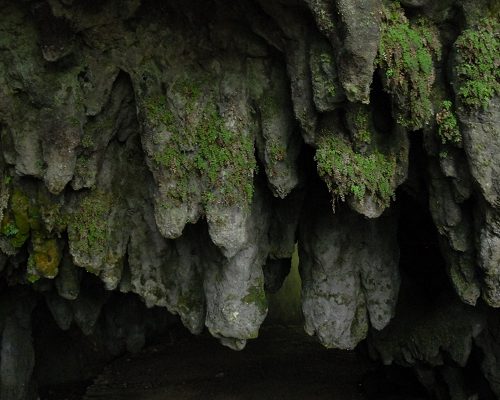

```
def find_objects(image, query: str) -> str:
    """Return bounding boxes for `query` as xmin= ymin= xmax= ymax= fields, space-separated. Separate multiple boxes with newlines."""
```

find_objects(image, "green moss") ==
xmin=243 ymin=284 xmax=268 ymax=315
xmin=436 ymin=100 xmax=461 ymax=145
xmin=2 ymin=223 xmax=19 ymax=237
xmin=260 ymin=95 xmax=288 ymax=169
xmin=319 ymin=53 xmax=338 ymax=98
xmin=454 ymin=18 xmax=500 ymax=110
xmin=28 ymin=235 xmax=61 ymax=279
xmin=310 ymin=47 xmax=341 ymax=107
xmin=0 ymin=186 xmax=64 ymax=280
xmin=315 ymin=135 xmax=397 ymax=207
xmin=81 ymin=134 xmax=94 ymax=149
xmin=377 ymin=3 xmax=441 ymax=130
xmin=268 ymin=139 xmax=286 ymax=162
xmin=352 ymin=107 xmax=372 ymax=145
xmin=145 ymin=80 xmax=256 ymax=209
xmin=1 ymin=189 xmax=31 ymax=248
xmin=176 ymin=290 xmax=204 ymax=316
xmin=67 ymin=190 xmax=112 ymax=260
xmin=82 ymin=117 xmax=115 ymax=150
xmin=74 ymin=155 xmax=96 ymax=188
xmin=67 ymin=116 xmax=81 ymax=129
xmin=307 ymin=2 xmax=336 ymax=34
xmin=3 ymin=175 xmax=12 ymax=185
xmin=145 ymin=96 xmax=176 ymax=131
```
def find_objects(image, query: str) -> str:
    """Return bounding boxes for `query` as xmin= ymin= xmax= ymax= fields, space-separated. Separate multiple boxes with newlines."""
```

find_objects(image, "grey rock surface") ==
xmin=0 ymin=1 xmax=499 ymax=397
xmin=299 ymin=198 xmax=400 ymax=349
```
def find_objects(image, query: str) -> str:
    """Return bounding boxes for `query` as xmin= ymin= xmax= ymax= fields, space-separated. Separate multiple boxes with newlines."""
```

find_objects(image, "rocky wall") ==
xmin=0 ymin=0 xmax=499 ymax=398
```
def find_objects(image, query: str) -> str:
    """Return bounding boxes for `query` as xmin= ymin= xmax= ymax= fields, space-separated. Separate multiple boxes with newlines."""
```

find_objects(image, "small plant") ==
xmin=353 ymin=108 xmax=372 ymax=145
xmin=145 ymin=79 xmax=256 ymax=209
xmin=81 ymin=134 xmax=94 ymax=148
xmin=377 ymin=3 xmax=441 ymax=130
xmin=67 ymin=191 xmax=112 ymax=256
xmin=436 ymin=100 xmax=461 ymax=145
xmin=315 ymin=135 xmax=396 ymax=208
xmin=268 ymin=140 xmax=286 ymax=162
xmin=454 ymin=18 xmax=500 ymax=110
xmin=0 ymin=189 xmax=31 ymax=248
xmin=3 ymin=175 xmax=12 ymax=185
xmin=2 ymin=223 xmax=19 ymax=237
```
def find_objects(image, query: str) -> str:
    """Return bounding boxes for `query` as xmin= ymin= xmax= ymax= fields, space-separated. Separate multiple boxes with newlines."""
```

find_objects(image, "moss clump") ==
xmin=67 ymin=190 xmax=112 ymax=261
xmin=176 ymin=290 xmax=204 ymax=316
xmin=243 ymin=284 xmax=268 ymax=315
xmin=1 ymin=186 xmax=64 ymax=280
xmin=1 ymin=189 xmax=31 ymax=248
xmin=436 ymin=100 xmax=461 ymax=145
xmin=350 ymin=107 xmax=372 ymax=145
xmin=318 ymin=52 xmax=338 ymax=98
xmin=454 ymin=18 xmax=500 ymax=110
xmin=81 ymin=134 xmax=94 ymax=149
xmin=28 ymin=235 xmax=61 ymax=279
xmin=377 ymin=3 xmax=441 ymax=130
xmin=268 ymin=139 xmax=286 ymax=162
xmin=145 ymin=80 xmax=256 ymax=208
xmin=315 ymin=135 xmax=397 ymax=207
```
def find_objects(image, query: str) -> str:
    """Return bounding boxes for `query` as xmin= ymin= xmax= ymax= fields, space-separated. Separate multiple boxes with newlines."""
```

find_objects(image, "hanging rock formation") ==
xmin=0 ymin=0 xmax=499 ymax=398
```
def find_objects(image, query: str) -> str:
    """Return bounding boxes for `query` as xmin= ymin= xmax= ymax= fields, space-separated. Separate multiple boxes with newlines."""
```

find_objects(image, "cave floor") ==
xmin=79 ymin=326 xmax=420 ymax=400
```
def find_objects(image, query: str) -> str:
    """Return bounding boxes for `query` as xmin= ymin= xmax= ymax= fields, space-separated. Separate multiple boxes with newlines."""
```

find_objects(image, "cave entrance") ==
xmin=265 ymin=245 xmax=303 ymax=327
xmin=76 ymin=249 xmax=379 ymax=400
xmin=44 ymin=246 xmax=427 ymax=400
xmin=82 ymin=325 xmax=374 ymax=400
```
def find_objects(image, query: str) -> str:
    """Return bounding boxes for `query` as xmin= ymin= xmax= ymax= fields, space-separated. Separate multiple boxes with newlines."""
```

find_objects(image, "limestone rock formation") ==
xmin=0 ymin=0 xmax=499 ymax=398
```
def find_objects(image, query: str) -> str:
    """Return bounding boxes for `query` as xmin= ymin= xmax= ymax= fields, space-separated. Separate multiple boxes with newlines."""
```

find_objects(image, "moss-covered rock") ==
xmin=0 ymin=188 xmax=31 ymax=250
xmin=28 ymin=236 xmax=62 ymax=280
xmin=0 ymin=184 xmax=65 ymax=280
xmin=436 ymin=100 xmax=462 ymax=145
xmin=67 ymin=190 xmax=112 ymax=271
xmin=377 ymin=2 xmax=441 ymax=130
xmin=145 ymin=83 xmax=256 ymax=209
xmin=454 ymin=17 xmax=500 ymax=111
xmin=315 ymin=134 xmax=397 ymax=209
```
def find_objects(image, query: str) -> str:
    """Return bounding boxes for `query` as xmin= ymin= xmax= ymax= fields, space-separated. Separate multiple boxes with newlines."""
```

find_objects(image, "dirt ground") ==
xmin=77 ymin=326 xmax=426 ymax=400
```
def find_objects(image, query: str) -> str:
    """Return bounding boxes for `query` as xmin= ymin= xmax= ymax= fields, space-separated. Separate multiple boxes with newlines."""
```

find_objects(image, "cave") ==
xmin=1 ymin=0 xmax=499 ymax=399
